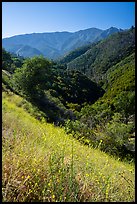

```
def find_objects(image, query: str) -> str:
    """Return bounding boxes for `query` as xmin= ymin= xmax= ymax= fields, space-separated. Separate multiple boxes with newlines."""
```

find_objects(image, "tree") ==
xmin=2 ymin=48 xmax=13 ymax=73
xmin=113 ymin=91 xmax=135 ymax=121
xmin=11 ymin=56 xmax=53 ymax=99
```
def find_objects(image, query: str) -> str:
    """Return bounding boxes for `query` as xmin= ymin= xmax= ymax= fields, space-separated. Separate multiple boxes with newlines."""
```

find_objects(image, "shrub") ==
xmin=98 ymin=113 xmax=134 ymax=158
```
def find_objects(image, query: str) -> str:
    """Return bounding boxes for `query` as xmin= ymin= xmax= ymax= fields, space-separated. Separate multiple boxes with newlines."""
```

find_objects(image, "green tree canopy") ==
xmin=2 ymin=48 xmax=13 ymax=72
xmin=11 ymin=56 xmax=53 ymax=98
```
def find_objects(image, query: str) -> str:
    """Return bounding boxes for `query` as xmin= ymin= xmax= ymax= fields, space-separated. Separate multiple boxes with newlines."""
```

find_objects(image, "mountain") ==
xmin=2 ymin=29 xmax=135 ymax=161
xmin=57 ymin=44 xmax=91 ymax=64
xmin=16 ymin=45 xmax=43 ymax=57
xmin=94 ymin=27 xmax=123 ymax=42
xmin=65 ymin=27 xmax=135 ymax=83
xmin=2 ymin=27 xmax=122 ymax=59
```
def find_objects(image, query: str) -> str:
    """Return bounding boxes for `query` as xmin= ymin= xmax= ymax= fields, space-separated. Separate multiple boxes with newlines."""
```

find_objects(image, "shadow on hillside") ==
xmin=30 ymin=94 xmax=76 ymax=126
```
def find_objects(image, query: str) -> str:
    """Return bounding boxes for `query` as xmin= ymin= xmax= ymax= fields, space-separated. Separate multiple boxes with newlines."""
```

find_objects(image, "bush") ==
xmin=98 ymin=113 xmax=134 ymax=158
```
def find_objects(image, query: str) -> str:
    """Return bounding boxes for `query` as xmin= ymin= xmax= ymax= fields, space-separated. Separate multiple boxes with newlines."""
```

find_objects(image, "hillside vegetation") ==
xmin=65 ymin=28 xmax=135 ymax=83
xmin=57 ymin=44 xmax=91 ymax=64
xmin=2 ymin=90 xmax=135 ymax=202
xmin=2 ymin=27 xmax=135 ymax=202
xmin=2 ymin=51 xmax=104 ymax=124
xmin=66 ymin=52 xmax=135 ymax=159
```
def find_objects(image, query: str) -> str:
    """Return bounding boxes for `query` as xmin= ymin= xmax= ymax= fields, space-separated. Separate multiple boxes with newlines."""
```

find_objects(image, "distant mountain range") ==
xmin=2 ymin=27 xmax=123 ymax=59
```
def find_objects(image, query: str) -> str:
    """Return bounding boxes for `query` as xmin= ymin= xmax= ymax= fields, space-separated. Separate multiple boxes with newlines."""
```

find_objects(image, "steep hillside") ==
xmin=94 ymin=27 xmax=123 ymax=42
xmin=2 ymin=44 xmax=135 ymax=159
xmin=2 ymin=51 xmax=104 ymax=124
xmin=58 ymin=27 xmax=124 ymax=64
xmin=57 ymin=44 xmax=91 ymax=64
xmin=2 ymin=25 xmax=135 ymax=202
xmin=102 ymin=53 xmax=135 ymax=101
xmin=66 ymin=52 xmax=135 ymax=159
xmin=15 ymin=45 xmax=43 ymax=57
xmin=66 ymin=28 xmax=135 ymax=83
xmin=2 ymin=90 xmax=135 ymax=202
xmin=2 ymin=27 xmax=122 ymax=59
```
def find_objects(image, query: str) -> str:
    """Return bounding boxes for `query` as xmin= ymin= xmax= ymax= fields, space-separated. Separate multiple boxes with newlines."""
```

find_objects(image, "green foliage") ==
xmin=10 ymin=55 xmax=104 ymax=105
xmin=2 ymin=70 xmax=11 ymax=90
xmin=96 ymin=113 xmax=134 ymax=158
xmin=2 ymin=48 xmax=13 ymax=73
xmin=66 ymin=103 xmax=81 ymax=112
xmin=2 ymin=92 xmax=135 ymax=201
xmin=2 ymin=48 xmax=24 ymax=73
xmin=51 ymin=70 xmax=104 ymax=105
xmin=79 ymin=100 xmax=113 ymax=128
xmin=102 ymin=53 xmax=135 ymax=119
xmin=9 ymin=56 xmax=104 ymax=124
xmin=58 ymin=44 xmax=91 ymax=64
xmin=64 ymin=53 xmax=135 ymax=159
xmin=113 ymin=91 xmax=135 ymax=119
xmin=2 ymin=29 xmax=135 ymax=162
xmin=11 ymin=56 xmax=53 ymax=98
xmin=67 ymin=28 xmax=135 ymax=83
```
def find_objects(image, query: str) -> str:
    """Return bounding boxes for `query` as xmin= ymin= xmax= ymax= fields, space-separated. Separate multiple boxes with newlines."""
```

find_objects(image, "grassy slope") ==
xmin=2 ymin=91 xmax=135 ymax=202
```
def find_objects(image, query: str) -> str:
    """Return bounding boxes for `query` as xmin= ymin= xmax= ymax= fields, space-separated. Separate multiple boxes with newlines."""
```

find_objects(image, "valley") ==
xmin=2 ymin=26 xmax=135 ymax=202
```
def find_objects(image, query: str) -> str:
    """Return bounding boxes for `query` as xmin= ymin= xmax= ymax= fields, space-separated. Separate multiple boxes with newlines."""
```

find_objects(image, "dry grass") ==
xmin=2 ymin=92 xmax=135 ymax=202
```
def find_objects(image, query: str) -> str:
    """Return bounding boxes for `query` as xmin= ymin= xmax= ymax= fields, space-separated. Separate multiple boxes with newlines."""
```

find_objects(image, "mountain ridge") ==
xmin=2 ymin=27 xmax=123 ymax=59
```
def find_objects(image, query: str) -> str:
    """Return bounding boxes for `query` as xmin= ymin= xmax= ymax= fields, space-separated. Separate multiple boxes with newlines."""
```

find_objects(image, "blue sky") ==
xmin=2 ymin=2 xmax=135 ymax=38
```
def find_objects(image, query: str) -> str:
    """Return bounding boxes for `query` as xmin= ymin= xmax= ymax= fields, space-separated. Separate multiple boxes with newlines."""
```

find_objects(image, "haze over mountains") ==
xmin=2 ymin=27 xmax=123 ymax=59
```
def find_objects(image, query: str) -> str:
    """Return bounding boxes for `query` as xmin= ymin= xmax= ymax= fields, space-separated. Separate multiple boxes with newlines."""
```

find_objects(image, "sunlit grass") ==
xmin=2 ymin=91 xmax=135 ymax=202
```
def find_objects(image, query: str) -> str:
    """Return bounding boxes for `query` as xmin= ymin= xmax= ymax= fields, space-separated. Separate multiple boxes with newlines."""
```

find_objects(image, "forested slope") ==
xmin=2 ymin=27 xmax=135 ymax=159
xmin=2 ymin=27 xmax=135 ymax=202
xmin=2 ymin=49 xmax=104 ymax=124
xmin=66 ymin=52 xmax=135 ymax=159
xmin=65 ymin=28 xmax=135 ymax=83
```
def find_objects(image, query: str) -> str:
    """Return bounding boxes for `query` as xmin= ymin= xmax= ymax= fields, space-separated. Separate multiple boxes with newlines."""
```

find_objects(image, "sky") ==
xmin=2 ymin=2 xmax=135 ymax=38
